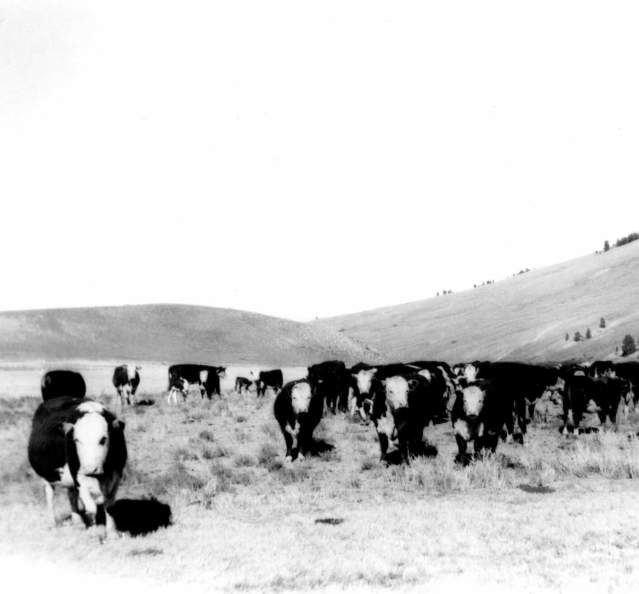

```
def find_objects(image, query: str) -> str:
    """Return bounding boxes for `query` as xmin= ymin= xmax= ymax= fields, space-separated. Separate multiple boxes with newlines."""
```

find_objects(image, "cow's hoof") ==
xmin=284 ymin=455 xmax=293 ymax=463
xmin=513 ymin=433 xmax=524 ymax=445
xmin=297 ymin=453 xmax=305 ymax=461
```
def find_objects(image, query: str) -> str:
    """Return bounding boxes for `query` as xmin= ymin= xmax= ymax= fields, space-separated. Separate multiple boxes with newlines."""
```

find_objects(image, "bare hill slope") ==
xmin=0 ymin=304 xmax=380 ymax=366
xmin=316 ymin=241 xmax=639 ymax=363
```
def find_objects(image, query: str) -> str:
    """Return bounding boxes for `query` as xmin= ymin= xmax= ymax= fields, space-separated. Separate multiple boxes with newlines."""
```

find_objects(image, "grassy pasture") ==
xmin=3 ymin=386 xmax=639 ymax=593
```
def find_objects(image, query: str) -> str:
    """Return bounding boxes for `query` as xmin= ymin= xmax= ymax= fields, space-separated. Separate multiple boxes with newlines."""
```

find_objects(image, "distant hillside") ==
xmin=316 ymin=241 xmax=639 ymax=364
xmin=0 ymin=304 xmax=380 ymax=366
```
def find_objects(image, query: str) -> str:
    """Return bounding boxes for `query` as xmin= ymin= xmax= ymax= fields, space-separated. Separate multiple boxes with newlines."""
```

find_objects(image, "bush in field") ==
xmin=565 ymin=333 xmax=569 ymax=341
xmin=574 ymin=331 xmax=582 ymax=342
xmin=585 ymin=328 xmax=592 ymax=339
xmin=600 ymin=317 xmax=606 ymax=329
xmin=622 ymin=334 xmax=637 ymax=357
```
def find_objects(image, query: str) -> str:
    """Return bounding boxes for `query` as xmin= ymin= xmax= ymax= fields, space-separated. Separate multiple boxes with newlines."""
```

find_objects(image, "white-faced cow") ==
xmin=370 ymin=373 xmax=439 ymax=464
xmin=41 ymin=370 xmax=86 ymax=401
xmin=112 ymin=364 xmax=141 ymax=411
xmin=28 ymin=397 xmax=127 ymax=539
xmin=273 ymin=379 xmax=324 ymax=461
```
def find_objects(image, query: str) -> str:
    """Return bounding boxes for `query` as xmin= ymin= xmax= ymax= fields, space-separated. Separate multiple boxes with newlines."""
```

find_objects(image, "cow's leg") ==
xmin=76 ymin=480 xmax=97 ymax=527
xmin=44 ymin=481 xmax=56 ymax=526
xmin=283 ymin=421 xmax=300 ymax=461
xmin=454 ymin=433 xmax=469 ymax=465
xmin=377 ymin=431 xmax=389 ymax=462
xmin=66 ymin=487 xmax=84 ymax=526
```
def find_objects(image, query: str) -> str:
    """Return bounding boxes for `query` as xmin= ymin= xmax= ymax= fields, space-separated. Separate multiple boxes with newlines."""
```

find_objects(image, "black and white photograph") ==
xmin=2 ymin=1 xmax=639 ymax=592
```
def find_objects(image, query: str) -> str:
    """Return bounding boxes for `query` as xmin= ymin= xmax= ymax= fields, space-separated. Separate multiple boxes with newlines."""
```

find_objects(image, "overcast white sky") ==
xmin=1 ymin=1 xmax=638 ymax=321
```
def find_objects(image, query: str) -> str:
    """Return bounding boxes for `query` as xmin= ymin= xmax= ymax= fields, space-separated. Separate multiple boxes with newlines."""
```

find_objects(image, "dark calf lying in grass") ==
xmin=108 ymin=497 xmax=172 ymax=536
xmin=274 ymin=380 xmax=325 ymax=461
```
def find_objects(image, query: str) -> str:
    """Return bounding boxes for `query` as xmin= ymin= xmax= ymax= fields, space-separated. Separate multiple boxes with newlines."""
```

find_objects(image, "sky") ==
xmin=1 ymin=0 xmax=638 ymax=321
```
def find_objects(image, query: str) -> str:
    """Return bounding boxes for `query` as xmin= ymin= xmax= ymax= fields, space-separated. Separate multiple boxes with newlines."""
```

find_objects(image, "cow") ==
xmin=41 ymin=370 xmax=86 ymax=401
xmin=273 ymin=379 xmax=324 ymax=461
xmin=167 ymin=364 xmax=226 ymax=400
xmin=257 ymin=369 xmax=284 ymax=397
xmin=561 ymin=374 xmax=632 ymax=435
xmin=452 ymin=381 xmax=505 ymax=464
xmin=27 ymin=397 xmax=127 ymax=540
xmin=307 ymin=360 xmax=350 ymax=414
xmin=234 ymin=376 xmax=253 ymax=394
xmin=588 ymin=360 xmax=617 ymax=379
xmin=471 ymin=362 xmax=562 ymax=443
xmin=613 ymin=362 xmax=639 ymax=409
xmin=112 ymin=364 xmax=141 ymax=410
xmin=371 ymin=373 xmax=439 ymax=464
xmin=408 ymin=361 xmax=460 ymax=422
xmin=350 ymin=363 xmax=429 ymax=423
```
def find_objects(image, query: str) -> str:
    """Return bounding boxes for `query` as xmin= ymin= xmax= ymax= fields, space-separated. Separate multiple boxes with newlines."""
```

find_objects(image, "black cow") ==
xmin=371 ymin=373 xmax=439 ymax=464
xmin=561 ymin=374 xmax=632 ymax=434
xmin=472 ymin=362 xmax=562 ymax=443
xmin=273 ymin=379 xmax=324 ymax=461
xmin=41 ymin=370 xmax=86 ymax=402
xmin=588 ymin=360 xmax=617 ymax=379
xmin=28 ymin=397 xmax=127 ymax=539
xmin=408 ymin=361 xmax=459 ymax=422
xmin=257 ymin=369 xmax=284 ymax=397
xmin=112 ymin=364 xmax=141 ymax=409
xmin=234 ymin=376 xmax=253 ymax=394
xmin=167 ymin=364 xmax=226 ymax=401
xmin=613 ymin=362 xmax=639 ymax=407
xmin=307 ymin=360 xmax=350 ymax=414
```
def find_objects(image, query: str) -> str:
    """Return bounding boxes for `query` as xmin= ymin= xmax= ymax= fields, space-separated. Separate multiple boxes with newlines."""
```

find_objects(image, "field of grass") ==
xmin=4 ymin=382 xmax=639 ymax=593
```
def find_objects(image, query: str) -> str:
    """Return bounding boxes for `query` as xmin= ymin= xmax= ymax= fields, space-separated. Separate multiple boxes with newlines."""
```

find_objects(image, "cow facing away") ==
xmin=167 ymin=364 xmax=226 ymax=402
xmin=307 ymin=360 xmax=350 ymax=414
xmin=41 ymin=370 xmax=86 ymax=401
xmin=112 ymin=364 xmax=141 ymax=411
xmin=273 ymin=380 xmax=324 ymax=461
xmin=27 ymin=397 xmax=127 ymax=540
xmin=257 ymin=369 xmax=284 ymax=397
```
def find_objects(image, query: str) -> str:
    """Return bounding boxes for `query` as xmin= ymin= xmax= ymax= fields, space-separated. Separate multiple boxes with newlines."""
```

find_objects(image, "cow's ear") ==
xmin=407 ymin=378 xmax=419 ymax=391
xmin=370 ymin=368 xmax=378 ymax=373
xmin=61 ymin=422 xmax=74 ymax=435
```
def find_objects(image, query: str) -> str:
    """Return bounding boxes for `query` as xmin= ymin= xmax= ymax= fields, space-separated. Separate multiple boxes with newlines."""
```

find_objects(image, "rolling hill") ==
xmin=0 ymin=304 xmax=380 ymax=366
xmin=315 ymin=240 xmax=639 ymax=364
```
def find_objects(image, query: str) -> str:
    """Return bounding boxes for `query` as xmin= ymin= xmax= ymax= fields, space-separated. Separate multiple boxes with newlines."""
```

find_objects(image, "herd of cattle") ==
xmin=24 ymin=358 xmax=639 ymax=538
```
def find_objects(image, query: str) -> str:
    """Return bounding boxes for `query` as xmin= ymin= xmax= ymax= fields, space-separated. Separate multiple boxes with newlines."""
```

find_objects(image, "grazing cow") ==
xmin=561 ymin=374 xmax=632 ymax=435
xmin=112 ymin=364 xmax=141 ymax=410
xmin=41 ymin=370 xmax=86 ymax=401
xmin=307 ymin=360 xmax=350 ymax=414
xmin=257 ymin=369 xmax=284 ymax=397
xmin=273 ymin=379 xmax=324 ymax=461
xmin=27 ymin=397 xmax=127 ymax=539
xmin=167 ymin=364 xmax=226 ymax=400
xmin=234 ymin=376 xmax=253 ymax=394
xmin=371 ymin=373 xmax=439 ymax=464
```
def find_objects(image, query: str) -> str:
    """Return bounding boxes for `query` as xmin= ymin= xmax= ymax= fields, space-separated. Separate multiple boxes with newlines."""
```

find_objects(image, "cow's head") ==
xmin=65 ymin=406 xmax=122 ymax=477
xmin=462 ymin=385 xmax=485 ymax=420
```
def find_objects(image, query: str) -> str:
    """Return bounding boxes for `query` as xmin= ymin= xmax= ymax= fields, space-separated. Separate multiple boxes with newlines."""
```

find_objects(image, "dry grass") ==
xmin=4 ymin=391 xmax=639 ymax=593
